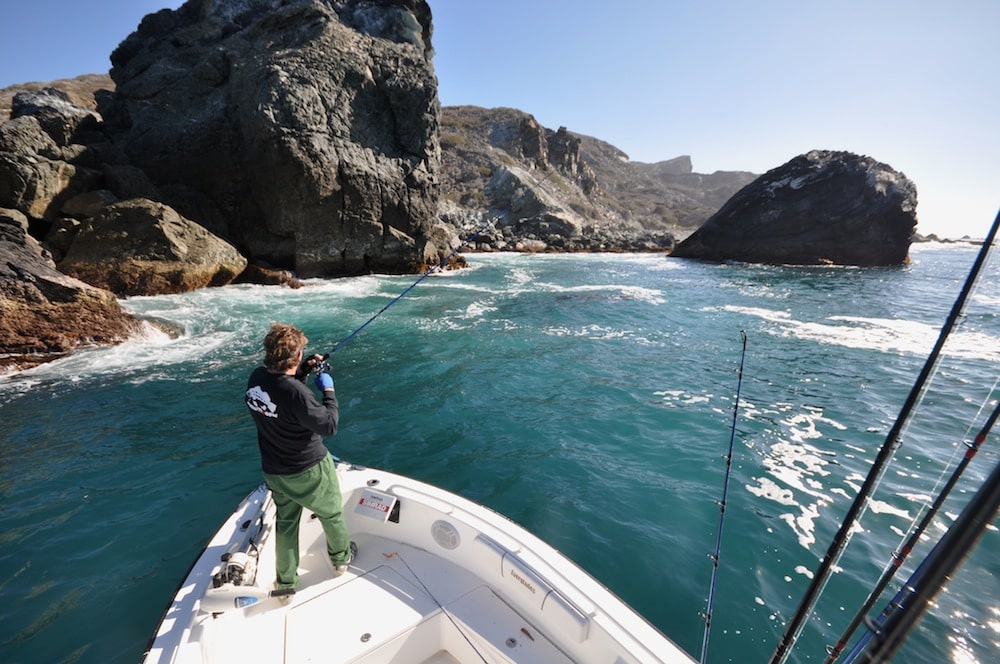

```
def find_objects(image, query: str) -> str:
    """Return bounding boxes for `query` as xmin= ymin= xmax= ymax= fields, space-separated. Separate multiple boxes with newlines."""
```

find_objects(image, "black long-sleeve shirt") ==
xmin=245 ymin=367 xmax=339 ymax=475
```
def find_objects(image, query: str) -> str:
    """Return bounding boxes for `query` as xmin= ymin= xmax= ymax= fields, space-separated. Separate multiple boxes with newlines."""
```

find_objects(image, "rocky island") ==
xmin=671 ymin=150 xmax=918 ymax=266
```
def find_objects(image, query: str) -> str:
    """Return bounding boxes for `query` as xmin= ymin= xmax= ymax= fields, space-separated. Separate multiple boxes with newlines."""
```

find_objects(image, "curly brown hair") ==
xmin=263 ymin=323 xmax=307 ymax=372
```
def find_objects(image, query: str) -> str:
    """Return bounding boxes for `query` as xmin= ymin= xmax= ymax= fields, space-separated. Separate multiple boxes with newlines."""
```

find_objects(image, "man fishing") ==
xmin=245 ymin=323 xmax=357 ymax=593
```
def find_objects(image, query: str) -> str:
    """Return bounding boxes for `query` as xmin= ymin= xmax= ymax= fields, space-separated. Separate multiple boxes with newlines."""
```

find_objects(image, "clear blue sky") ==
xmin=1 ymin=0 xmax=996 ymax=239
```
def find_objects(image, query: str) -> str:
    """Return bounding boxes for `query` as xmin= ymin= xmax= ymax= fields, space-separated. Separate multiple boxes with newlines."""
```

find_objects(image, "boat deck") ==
xmin=146 ymin=464 xmax=696 ymax=663
xmin=195 ymin=523 xmax=575 ymax=663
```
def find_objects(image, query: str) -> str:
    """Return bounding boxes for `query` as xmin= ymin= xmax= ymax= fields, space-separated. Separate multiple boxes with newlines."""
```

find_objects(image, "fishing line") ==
xmin=312 ymin=165 xmax=566 ymax=368
xmin=700 ymin=330 xmax=747 ymax=664
xmin=769 ymin=209 xmax=1000 ymax=664
xmin=389 ymin=551 xmax=490 ymax=664
xmin=314 ymin=217 xmax=495 ymax=368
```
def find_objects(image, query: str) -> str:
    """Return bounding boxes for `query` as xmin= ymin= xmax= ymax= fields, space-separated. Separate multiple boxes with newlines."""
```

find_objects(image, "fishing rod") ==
xmin=312 ymin=217 xmax=495 ymax=371
xmin=843 ymin=407 xmax=1000 ymax=663
xmin=700 ymin=331 xmax=748 ymax=664
xmin=825 ymin=391 xmax=1000 ymax=662
xmin=769 ymin=208 xmax=1000 ymax=664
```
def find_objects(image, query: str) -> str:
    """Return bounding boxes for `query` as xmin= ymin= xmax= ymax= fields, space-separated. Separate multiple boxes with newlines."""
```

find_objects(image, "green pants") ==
xmin=263 ymin=455 xmax=351 ymax=588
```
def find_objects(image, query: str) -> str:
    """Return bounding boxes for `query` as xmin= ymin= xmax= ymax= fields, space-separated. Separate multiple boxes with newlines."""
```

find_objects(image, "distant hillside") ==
xmin=575 ymin=134 xmax=756 ymax=231
xmin=0 ymin=73 xmax=113 ymax=119
xmin=439 ymin=105 xmax=756 ymax=249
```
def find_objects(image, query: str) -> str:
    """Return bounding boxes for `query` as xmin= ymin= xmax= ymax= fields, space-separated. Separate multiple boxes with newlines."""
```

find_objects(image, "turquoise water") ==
xmin=1 ymin=244 xmax=998 ymax=663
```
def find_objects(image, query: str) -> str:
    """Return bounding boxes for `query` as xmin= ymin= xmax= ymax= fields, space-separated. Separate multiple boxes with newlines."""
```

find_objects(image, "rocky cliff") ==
xmin=0 ymin=207 xmax=142 ymax=367
xmin=437 ymin=105 xmax=756 ymax=251
xmin=671 ymin=150 xmax=918 ymax=266
xmin=0 ymin=0 xmax=447 ymax=368
xmin=102 ymin=0 xmax=446 ymax=277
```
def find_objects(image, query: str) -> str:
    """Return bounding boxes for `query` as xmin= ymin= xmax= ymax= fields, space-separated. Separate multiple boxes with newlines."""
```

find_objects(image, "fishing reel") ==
xmin=213 ymin=544 xmax=259 ymax=588
xmin=202 ymin=521 xmax=294 ymax=613
xmin=203 ymin=545 xmax=292 ymax=613
xmin=297 ymin=353 xmax=331 ymax=378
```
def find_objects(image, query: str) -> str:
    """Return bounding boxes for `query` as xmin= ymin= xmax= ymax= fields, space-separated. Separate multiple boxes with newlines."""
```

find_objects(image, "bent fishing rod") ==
xmin=769 ymin=208 xmax=1000 ymax=664
xmin=313 ymin=217 xmax=495 ymax=371
xmin=853 ymin=452 xmax=1000 ymax=663
xmin=700 ymin=331 xmax=748 ymax=664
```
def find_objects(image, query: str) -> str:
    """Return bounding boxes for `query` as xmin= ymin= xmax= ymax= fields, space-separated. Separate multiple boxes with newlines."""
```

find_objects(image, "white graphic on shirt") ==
xmin=246 ymin=385 xmax=278 ymax=418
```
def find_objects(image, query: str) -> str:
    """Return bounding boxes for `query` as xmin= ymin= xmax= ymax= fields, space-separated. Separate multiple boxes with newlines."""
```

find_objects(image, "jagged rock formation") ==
xmin=438 ymin=106 xmax=616 ymax=251
xmin=0 ymin=94 xmax=103 ymax=223
xmin=671 ymin=150 xmax=917 ymax=266
xmin=102 ymin=0 xmax=446 ymax=277
xmin=438 ymin=106 xmax=756 ymax=251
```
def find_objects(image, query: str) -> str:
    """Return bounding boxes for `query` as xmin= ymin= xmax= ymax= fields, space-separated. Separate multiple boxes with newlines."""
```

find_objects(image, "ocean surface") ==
xmin=1 ymin=243 xmax=998 ymax=664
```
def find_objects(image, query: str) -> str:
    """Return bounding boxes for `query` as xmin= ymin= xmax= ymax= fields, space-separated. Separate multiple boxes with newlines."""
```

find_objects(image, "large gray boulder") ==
xmin=101 ymin=0 xmax=447 ymax=277
xmin=58 ymin=199 xmax=248 ymax=296
xmin=670 ymin=150 xmax=917 ymax=266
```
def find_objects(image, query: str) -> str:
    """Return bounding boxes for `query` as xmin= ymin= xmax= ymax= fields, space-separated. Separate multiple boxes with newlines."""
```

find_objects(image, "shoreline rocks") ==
xmin=0 ymin=208 xmax=142 ymax=370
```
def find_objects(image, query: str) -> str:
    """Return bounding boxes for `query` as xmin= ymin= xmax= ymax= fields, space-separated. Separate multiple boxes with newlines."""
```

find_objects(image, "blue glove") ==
xmin=314 ymin=372 xmax=334 ymax=391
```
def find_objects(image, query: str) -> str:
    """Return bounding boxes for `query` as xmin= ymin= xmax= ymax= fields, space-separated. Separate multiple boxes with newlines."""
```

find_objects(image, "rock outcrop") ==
xmin=0 ymin=106 xmax=102 ymax=223
xmin=101 ymin=0 xmax=447 ymax=277
xmin=0 ymin=208 xmax=141 ymax=368
xmin=0 ymin=1 xmax=449 ymax=366
xmin=670 ymin=150 xmax=917 ymax=266
xmin=58 ymin=199 xmax=248 ymax=296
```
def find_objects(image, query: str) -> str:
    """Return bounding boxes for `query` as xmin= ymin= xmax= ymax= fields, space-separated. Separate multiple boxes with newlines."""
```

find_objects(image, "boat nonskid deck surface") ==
xmin=205 ymin=532 xmax=576 ymax=663
xmin=146 ymin=462 xmax=695 ymax=663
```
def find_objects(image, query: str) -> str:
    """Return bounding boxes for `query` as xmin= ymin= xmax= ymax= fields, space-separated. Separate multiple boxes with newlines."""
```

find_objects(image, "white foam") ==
xmin=532 ymin=281 xmax=666 ymax=305
xmin=867 ymin=499 xmax=911 ymax=520
xmin=543 ymin=324 xmax=652 ymax=344
xmin=720 ymin=305 xmax=1000 ymax=362
xmin=463 ymin=300 xmax=498 ymax=319
xmin=794 ymin=565 xmax=815 ymax=579
xmin=745 ymin=477 xmax=796 ymax=506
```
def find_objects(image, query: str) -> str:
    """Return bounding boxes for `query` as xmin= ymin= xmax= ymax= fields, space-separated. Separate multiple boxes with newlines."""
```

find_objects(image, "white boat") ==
xmin=143 ymin=460 xmax=696 ymax=664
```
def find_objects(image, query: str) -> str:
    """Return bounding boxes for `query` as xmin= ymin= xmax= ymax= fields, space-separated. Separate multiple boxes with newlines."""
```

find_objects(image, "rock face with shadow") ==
xmin=101 ymin=0 xmax=447 ymax=277
xmin=438 ymin=105 xmax=757 ymax=252
xmin=670 ymin=150 xmax=917 ymax=266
